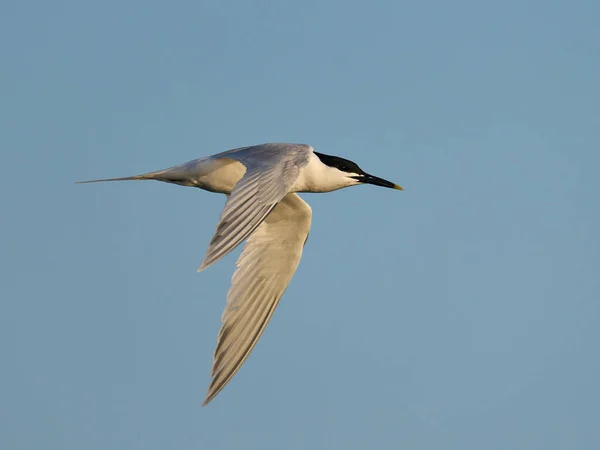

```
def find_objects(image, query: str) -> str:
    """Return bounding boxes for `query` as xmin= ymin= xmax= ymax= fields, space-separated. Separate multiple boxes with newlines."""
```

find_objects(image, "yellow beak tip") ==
xmin=393 ymin=184 xmax=404 ymax=191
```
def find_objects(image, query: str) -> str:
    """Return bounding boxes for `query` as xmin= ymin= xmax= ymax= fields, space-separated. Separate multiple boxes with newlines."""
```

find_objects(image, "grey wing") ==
xmin=202 ymin=193 xmax=312 ymax=406
xmin=198 ymin=143 xmax=311 ymax=271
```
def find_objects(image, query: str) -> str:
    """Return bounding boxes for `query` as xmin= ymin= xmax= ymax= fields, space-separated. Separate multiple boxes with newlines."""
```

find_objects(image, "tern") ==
xmin=78 ymin=143 xmax=402 ymax=405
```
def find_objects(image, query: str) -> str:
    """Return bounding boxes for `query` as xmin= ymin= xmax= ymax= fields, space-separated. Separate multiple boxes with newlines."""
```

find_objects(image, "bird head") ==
xmin=314 ymin=152 xmax=403 ymax=191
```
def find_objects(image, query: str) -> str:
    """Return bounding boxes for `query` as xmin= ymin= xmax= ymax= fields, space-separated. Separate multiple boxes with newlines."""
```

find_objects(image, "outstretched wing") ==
xmin=198 ymin=143 xmax=311 ymax=271
xmin=202 ymin=193 xmax=312 ymax=405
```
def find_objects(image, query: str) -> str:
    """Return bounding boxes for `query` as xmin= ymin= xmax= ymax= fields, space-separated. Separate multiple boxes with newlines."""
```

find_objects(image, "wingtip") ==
xmin=202 ymin=390 xmax=216 ymax=407
xmin=197 ymin=256 xmax=216 ymax=272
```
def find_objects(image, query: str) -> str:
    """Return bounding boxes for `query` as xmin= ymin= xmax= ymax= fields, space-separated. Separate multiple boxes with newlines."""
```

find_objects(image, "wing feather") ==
xmin=202 ymin=193 xmax=312 ymax=406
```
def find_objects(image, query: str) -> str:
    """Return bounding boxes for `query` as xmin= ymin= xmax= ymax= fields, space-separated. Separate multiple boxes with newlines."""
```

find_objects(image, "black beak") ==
xmin=354 ymin=173 xmax=403 ymax=190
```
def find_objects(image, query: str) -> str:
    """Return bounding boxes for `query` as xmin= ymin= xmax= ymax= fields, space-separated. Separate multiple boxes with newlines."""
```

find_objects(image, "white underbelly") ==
xmin=194 ymin=158 xmax=247 ymax=194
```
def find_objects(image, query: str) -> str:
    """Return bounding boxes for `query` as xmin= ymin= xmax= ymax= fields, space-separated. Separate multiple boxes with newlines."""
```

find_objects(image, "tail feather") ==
xmin=75 ymin=165 xmax=186 ymax=185
xmin=77 ymin=161 xmax=201 ymax=186
xmin=75 ymin=175 xmax=152 ymax=184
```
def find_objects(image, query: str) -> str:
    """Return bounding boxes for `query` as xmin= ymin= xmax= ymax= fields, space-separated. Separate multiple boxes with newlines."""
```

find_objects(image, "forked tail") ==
xmin=75 ymin=172 xmax=160 ymax=184
xmin=75 ymin=174 xmax=153 ymax=184
xmin=76 ymin=163 xmax=195 ymax=186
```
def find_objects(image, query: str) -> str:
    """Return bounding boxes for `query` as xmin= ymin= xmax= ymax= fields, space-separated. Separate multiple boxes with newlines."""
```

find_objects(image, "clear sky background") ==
xmin=2 ymin=1 xmax=599 ymax=449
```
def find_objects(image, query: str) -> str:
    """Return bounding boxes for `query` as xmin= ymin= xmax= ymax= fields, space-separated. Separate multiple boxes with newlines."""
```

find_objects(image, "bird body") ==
xmin=79 ymin=143 xmax=402 ymax=405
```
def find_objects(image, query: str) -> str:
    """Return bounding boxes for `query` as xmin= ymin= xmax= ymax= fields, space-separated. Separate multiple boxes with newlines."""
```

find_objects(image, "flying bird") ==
xmin=78 ymin=143 xmax=402 ymax=405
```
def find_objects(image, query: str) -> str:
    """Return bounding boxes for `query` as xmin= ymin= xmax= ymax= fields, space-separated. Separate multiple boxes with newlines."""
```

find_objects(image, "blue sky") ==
xmin=1 ymin=0 xmax=599 ymax=449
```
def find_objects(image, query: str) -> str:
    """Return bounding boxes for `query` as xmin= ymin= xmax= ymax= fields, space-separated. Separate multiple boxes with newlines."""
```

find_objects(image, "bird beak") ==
xmin=356 ymin=173 xmax=403 ymax=190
